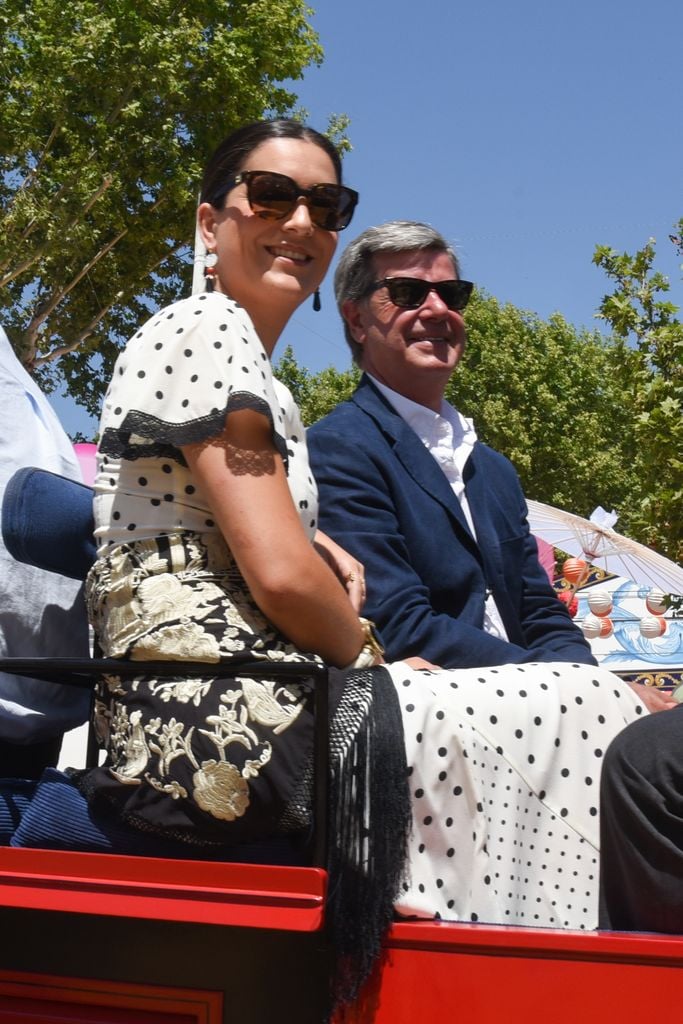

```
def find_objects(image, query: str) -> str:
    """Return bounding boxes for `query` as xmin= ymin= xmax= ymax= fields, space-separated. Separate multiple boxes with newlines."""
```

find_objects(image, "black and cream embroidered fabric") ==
xmin=82 ymin=531 xmax=320 ymax=842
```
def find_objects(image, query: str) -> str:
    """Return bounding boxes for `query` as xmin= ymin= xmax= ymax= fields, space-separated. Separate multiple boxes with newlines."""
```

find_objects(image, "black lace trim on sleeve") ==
xmin=98 ymin=391 xmax=289 ymax=468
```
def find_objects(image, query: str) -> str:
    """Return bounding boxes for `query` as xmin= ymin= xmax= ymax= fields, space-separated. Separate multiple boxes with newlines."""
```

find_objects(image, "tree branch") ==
xmin=23 ymin=226 xmax=129 ymax=360
xmin=3 ymin=122 xmax=62 ymax=217
xmin=0 ymin=174 xmax=114 ymax=282
xmin=33 ymin=241 xmax=187 ymax=366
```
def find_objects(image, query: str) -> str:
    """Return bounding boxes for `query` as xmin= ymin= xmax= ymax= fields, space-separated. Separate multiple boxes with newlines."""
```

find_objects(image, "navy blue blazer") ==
xmin=307 ymin=376 xmax=596 ymax=669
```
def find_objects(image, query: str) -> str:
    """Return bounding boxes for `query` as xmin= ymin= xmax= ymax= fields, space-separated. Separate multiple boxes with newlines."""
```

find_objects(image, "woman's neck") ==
xmin=249 ymin=308 xmax=287 ymax=357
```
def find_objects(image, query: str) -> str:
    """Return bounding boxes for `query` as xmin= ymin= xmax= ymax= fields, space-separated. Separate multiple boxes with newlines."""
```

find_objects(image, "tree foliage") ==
xmin=0 ymin=0 xmax=322 ymax=415
xmin=275 ymin=345 xmax=360 ymax=423
xmin=446 ymin=293 xmax=641 ymax=518
xmin=592 ymin=221 xmax=683 ymax=562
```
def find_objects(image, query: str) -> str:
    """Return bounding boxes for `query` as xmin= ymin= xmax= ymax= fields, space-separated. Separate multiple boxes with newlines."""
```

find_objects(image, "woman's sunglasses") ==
xmin=365 ymin=277 xmax=474 ymax=311
xmin=217 ymin=170 xmax=359 ymax=232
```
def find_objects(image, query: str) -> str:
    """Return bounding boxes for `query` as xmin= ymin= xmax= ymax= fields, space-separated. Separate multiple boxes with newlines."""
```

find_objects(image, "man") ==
xmin=0 ymin=326 xmax=90 ymax=778
xmin=599 ymin=706 xmax=683 ymax=932
xmin=307 ymin=221 xmax=596 ymax=670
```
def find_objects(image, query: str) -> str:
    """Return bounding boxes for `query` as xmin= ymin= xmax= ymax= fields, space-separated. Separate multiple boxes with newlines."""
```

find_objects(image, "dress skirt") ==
xmin=387 ymin=660 xmax=646 ymax=929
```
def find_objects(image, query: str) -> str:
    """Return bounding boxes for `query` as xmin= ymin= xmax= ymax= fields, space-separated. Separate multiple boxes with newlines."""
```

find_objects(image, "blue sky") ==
xmin=55 ymin=0 xmax=683 ymax=435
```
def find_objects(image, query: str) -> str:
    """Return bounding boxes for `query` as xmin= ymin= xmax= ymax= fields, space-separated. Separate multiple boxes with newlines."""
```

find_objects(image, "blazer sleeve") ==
xmin=309 ymin=421 xmax=561 ymax=669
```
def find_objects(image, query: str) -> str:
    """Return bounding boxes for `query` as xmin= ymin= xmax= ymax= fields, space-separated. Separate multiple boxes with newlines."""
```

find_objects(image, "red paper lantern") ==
xmin=562 ymin=558 xmax=589 ymax=586
xmin=558 ymin=591 xmax=579 ymax=618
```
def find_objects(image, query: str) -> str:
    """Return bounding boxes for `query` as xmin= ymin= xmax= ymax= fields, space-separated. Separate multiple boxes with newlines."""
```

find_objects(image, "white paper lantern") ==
xmin=582 ymin=614 xmax=603 ymax=639
xmin=588 ymin=590 xmax=613 ymax=617
xmin=639 ymin=615 xmax=667 ymax=639
xmin=646 ymin=588 xmax=668 ymax=615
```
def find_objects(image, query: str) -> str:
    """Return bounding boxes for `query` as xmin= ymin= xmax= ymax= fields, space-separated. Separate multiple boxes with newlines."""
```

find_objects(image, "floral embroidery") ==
xmin=86 ymin=533 xmax=316 ymax=827
xmin=241 ymin=677 xmax=304 ymax=734
xmin=193 ymin=761 xmax=250 ymax=821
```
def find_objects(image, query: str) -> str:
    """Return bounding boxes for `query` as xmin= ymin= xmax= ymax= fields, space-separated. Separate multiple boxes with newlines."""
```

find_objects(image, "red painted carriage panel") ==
xmin=0 ymin=847 xmax=326 ymax=931
xmin=0 ymin=969 xmax=221 ymax=1023
xmin=356 ymin=921 xmax=683 ymax=1023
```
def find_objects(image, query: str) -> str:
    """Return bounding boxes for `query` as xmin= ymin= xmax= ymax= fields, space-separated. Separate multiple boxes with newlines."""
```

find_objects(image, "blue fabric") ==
xmin=10 ymin=769 xmax=304 ymax=864
xmin=0 ymin=778 xmax=37 ymax=843
xmin=308 ymin=375 xmax=597 ymax=670
xmin=2 ymin=467 xmax=96 ymax=582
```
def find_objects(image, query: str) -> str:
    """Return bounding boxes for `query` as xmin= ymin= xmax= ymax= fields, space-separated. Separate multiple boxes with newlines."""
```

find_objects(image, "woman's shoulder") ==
xmin=136 ymin=293 xmax=257 ymax=343
xmin=112 ymin=292 xmax=266 ymax=381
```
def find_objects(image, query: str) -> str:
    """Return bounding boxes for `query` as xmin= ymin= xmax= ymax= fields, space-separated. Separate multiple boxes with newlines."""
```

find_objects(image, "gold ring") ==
xmin=346 ymin=571 xmax=356 ymax=583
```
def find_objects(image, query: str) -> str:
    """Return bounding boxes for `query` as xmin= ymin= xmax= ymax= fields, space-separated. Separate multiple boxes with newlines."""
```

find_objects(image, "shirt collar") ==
xmin=367 ymin=373 xmax=477 ymax=459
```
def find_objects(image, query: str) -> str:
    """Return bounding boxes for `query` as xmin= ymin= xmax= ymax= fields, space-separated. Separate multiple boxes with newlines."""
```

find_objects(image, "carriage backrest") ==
xmin=2 ymin=466 xmax=96 ymax=581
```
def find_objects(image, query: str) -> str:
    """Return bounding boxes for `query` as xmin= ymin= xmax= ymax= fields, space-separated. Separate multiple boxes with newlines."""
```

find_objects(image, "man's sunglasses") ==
xmin=365 ymin=277 xmax=474 ymax=311
xmin=216 ymin=170 xmax=359 ymax=232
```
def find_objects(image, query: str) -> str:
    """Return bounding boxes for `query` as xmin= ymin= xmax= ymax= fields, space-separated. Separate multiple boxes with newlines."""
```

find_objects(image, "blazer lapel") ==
xmin=353 ymin=377 xmax=479 ymax=549
xmin=463 ymin=452 xmax=508 ymax=591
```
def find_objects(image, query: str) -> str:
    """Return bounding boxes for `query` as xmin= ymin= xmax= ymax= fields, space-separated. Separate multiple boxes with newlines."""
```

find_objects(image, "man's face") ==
xmin=343 ymin=248 xmax=467 ymax=410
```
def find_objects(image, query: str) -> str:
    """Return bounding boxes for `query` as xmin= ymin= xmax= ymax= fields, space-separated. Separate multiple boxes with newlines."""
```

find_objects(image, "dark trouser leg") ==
xmin=599 ymin=704 xmax=683 ymax=932
xmin=0 ymin=734 xmax=62 ymax=781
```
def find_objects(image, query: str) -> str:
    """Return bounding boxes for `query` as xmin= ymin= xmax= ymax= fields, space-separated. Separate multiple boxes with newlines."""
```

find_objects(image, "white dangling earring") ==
xmin=204 ymin=252 xmax=218 ymax=291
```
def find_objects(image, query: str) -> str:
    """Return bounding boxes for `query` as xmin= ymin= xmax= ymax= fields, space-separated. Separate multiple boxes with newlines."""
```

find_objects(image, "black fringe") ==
xmin=325 ymin=666 xmax=411 ymax=1015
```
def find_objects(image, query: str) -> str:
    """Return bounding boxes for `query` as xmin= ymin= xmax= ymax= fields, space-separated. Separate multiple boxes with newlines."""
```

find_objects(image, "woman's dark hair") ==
xmin=201 ymin=119 xmax=343 ymax=207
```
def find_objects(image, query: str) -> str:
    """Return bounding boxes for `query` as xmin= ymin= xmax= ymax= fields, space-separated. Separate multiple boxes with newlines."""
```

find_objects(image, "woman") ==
xmin=68 ymin=119 xmax=408 ymax=1008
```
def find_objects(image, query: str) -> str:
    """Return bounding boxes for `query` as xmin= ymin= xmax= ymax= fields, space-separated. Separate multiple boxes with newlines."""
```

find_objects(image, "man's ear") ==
xmin=341 ymin=299 xmax=367 ymax=346
xmin=197 ymin=202 xmax=219 ymax=252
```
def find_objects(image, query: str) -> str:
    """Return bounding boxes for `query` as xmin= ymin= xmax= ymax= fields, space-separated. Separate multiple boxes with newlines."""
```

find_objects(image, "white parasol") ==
xmin=526 ymin=500 xmax=683 ymax=596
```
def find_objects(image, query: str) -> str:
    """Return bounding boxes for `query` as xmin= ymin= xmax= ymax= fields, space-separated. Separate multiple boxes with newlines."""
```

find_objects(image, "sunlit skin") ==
xmin=197 ymin=137 xmax=338 ymax=354
xmin=342 ymin=249 xmax=467 ymax=412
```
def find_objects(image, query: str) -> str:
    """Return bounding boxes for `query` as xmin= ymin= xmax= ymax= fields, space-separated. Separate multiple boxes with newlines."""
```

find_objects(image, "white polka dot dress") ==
xmin=388 ymin=661 xmax=646 ymax=929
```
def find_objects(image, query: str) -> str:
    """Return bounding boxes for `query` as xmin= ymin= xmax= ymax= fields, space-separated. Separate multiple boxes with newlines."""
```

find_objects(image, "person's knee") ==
xmin=604 ymin=708 xmax=683 ymax=798
xmin=602 ymin=713 xmax=655 ymax=790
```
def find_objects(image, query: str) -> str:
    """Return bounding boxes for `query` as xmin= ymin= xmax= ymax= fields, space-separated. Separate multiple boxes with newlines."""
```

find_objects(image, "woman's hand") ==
xmin=313 ymin=529 xmax=366 ymax=613
xmin=627 ymin=680 xmax=679 ymax=713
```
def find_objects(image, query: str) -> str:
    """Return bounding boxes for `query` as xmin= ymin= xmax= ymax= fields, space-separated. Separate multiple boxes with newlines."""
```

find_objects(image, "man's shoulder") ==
xmin=309 ymin=394 xmax=363 ymax=435
xmin=472 ymin=440 xmax=514 ymax=468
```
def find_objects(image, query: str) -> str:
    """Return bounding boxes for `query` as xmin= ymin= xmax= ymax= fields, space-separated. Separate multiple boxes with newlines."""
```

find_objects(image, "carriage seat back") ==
xmin=2 ymin=466 xmax=96 ymax=581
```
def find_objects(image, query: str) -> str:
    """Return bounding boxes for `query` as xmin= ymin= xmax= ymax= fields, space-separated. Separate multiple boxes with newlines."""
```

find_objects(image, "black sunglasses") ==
xmin=216 ymin=170 xmax=359 ymax=232
xmin=365 ymin=277 xmax=473 ymax=311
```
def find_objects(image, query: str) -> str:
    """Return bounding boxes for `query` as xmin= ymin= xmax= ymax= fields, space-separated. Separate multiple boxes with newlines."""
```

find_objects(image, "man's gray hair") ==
xmin=334 ymin=220 xmax=461 ymax=364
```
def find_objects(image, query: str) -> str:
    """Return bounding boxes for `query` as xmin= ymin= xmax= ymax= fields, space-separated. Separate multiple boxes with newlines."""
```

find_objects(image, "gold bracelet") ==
xmin=348 ymin=617 xmax=384 ymax=669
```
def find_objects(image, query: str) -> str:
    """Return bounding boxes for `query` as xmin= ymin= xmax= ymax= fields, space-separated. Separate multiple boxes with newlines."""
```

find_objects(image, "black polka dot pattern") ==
xmin=390 ymin=661 xmax=645 ymax=930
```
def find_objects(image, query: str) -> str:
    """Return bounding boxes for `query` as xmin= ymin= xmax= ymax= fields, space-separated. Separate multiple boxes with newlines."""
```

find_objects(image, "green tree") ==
xmin=593 ymin=221 xmax=683 ymax=562
xmin=275 ymin=345 xmax=360 ymax=423
xmin=0 ymin=0 xmax=322 ymax=416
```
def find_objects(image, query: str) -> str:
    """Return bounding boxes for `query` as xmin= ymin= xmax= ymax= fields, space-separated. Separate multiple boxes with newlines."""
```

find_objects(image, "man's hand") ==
xmin=401 ymin=656 xmax=442 ymax=671
xmin=628 ymin=680 xmax=679 ymax=713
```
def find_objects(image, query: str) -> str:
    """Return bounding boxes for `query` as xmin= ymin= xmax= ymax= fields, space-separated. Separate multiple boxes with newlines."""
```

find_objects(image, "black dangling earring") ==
xmin=313 ymin=288 xmax=321 ymax=312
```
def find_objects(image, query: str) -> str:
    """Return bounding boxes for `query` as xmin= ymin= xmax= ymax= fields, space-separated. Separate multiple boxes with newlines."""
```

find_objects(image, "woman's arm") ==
xmin=183 ymin=408 xmax=367 ymax=667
